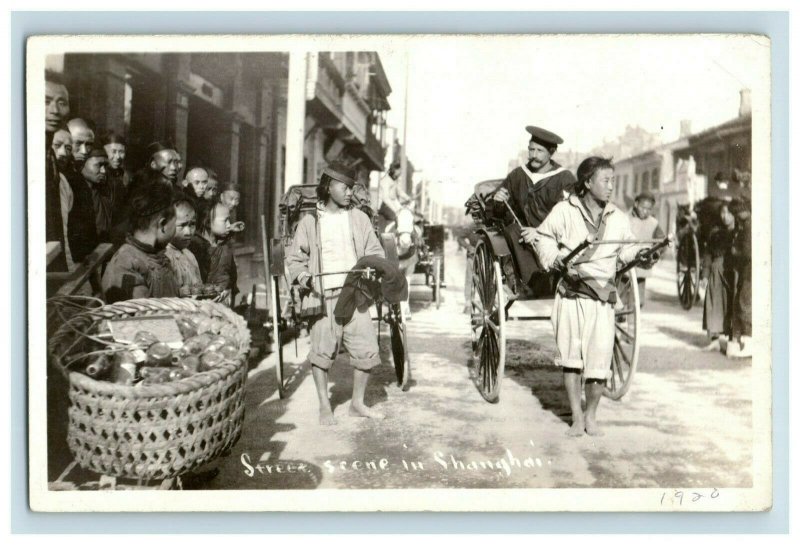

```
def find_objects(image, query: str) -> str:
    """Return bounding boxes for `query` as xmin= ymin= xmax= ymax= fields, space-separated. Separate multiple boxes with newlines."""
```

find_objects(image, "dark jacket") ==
xmin=485 ymin=163 xmax=577 ymax=228
xmin=45 ymin=135 xmax=68 ymax=271
xmin=188 ymin=234 xmax=238 ymax=292
xmin=66 ymin=170 xmax=99 ymax=264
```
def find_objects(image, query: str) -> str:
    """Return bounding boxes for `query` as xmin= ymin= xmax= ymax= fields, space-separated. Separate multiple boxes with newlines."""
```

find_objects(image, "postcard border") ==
xmin=11 ymin=11 xmax=791 ymax=534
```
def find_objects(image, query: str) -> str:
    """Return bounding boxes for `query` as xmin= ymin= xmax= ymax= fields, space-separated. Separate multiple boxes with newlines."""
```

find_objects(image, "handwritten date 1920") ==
xmin=660 ymin=488 xmax=720 ymax=507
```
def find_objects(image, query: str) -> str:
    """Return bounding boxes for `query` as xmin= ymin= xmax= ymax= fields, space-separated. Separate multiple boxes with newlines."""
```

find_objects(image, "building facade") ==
xmin=53 ymin=51 xmax=394 ymax=299
xmin=58 ymin=52 xmax=290 ymax=286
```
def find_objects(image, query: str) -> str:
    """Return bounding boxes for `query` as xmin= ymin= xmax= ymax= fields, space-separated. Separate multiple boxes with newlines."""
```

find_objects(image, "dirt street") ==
xmin=207 ymin=240 xmax=752 ymax=490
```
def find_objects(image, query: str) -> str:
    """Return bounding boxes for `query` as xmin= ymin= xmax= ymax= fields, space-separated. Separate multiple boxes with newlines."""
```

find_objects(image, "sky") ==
xmin=376 ymin=35 xmax=768 ymax=206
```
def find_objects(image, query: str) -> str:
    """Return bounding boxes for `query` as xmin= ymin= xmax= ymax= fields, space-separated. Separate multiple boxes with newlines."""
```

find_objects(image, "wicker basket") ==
xmin=48 ymin=298 xmax=251 ymax=482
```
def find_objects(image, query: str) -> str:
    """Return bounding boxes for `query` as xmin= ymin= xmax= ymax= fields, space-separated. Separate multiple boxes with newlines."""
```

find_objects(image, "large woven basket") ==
xmin=48 ymin=298 xmax=251 ymax=482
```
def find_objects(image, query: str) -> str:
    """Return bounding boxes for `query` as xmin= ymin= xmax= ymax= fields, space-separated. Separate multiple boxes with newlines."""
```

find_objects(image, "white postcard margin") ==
xmin=25 ymin=33 xmax=773 ymax=513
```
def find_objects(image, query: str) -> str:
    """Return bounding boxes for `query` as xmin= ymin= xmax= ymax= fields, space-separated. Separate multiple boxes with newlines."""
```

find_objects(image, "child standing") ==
xmin=101 ymin=182 xmax=179 ymax=303
xmin=535 ymin=157 xmax=651 ymax=437
xmin=188 ymin=201 xmax=238 ymax=304
xmin=165 ymin=199 xmax=203 ymax=294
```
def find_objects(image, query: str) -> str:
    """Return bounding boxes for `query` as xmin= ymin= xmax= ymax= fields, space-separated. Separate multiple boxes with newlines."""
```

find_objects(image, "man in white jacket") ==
xmin=535 ymin=157 xmax=653 ymax=437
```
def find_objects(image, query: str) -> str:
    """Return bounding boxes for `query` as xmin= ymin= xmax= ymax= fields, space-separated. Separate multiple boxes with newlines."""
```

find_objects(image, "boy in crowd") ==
xmin=101 ymin=182 xmax=179 ymax=303
xmin=181 ymin=166 xmax=210 ymax=203
xmin=534 ymin=157 xmax=654 ymax=437
xmin=188 ymin=201 xmax=238 ymax=304
xmin=219 ymin=183 xmax=245 ymax=233
xmin=203 ymin=169 xmax=220 ymax=203
xmin=165 ymin=199 xmax=203 ymax=294
xmin=628 ymin=191 xmax=665 ymax=307
xmin=286 ymin=161 xmax=386 ymax=425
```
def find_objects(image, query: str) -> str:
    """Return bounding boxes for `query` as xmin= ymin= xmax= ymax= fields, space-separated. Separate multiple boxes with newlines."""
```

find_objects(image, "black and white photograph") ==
xmin=27 ymin=34 xmax=771 ymax=512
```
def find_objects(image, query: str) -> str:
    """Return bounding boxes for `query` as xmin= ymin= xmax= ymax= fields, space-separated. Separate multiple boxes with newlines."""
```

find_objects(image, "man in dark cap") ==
xmin=147 ymin=140 xmax=182 ymax=187
xmin=286 ymin=160 xmax=387 ymax=425
xmin=488 ymin=125 xmax=578 ymax=286
xmin=628 ymin=191 xmax=665 ymax=306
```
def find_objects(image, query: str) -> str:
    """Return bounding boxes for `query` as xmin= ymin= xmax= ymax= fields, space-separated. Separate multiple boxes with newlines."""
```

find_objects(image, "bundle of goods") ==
xmin=48 ymin=298 xmax=251 ymax=482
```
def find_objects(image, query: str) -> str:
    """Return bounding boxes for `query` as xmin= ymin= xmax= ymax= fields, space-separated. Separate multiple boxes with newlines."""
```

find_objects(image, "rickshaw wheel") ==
xmin=388 ymin=303 xmax=411 ymax=389
xmin=270 ymin=274 xmax=287 ymax=399
xmin=432 ymin=256 xmax=442 ymax=309
xmin=676 ymin=231 xmax=701 ymax=310
xmin=604 ymin=268 xmax=641 ymax=400
xmin=470 ymin=238 xmax=506 ymax=403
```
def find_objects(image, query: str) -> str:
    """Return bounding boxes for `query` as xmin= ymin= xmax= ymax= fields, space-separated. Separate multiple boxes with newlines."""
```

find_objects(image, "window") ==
xmin=623 ymin=174 xmax=629 ymax=196
xmin=642 ymin=171 xmax=650 ymax=192
xmin=651 ymin=168 xmax=660 ymax=191
xmin=634 ymin=173 xmax=639 ymax=194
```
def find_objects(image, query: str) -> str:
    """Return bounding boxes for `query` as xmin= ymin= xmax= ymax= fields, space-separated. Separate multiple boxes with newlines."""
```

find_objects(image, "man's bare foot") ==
xmin=566 ymin=418 xmax=585 ymax=437
xmin=319 ymin=408 xmax=336 ymax=426
xmin=584 ymin=414 xmax=604 ymax=436
xmin=349 ymin=403 xmax=385 ymax=420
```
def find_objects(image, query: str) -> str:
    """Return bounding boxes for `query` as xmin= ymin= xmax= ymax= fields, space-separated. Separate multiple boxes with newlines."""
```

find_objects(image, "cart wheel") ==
xmin=388 ymin=303 xmax=411 ymax=389
xmin=270 ymin=275 xmax=287 ymax=399
xmin=470 ymin=238 xmax=506 ymax=403
xmin=432 ymin=256 xmax=442 ymax=309
xmin=605 ymin=268 xmax=641 ymax=400
xmin=676 ymin=231 xmax=700 ymax=310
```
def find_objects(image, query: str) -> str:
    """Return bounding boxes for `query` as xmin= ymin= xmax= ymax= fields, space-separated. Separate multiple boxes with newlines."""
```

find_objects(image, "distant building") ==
xmin=611 ymin=91 xmax=752 ymax=235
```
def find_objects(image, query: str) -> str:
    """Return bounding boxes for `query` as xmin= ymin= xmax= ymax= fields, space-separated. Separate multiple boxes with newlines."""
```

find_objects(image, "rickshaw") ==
xmin=675 ymin=197 xmax=732 ymax=310
xmin=378 ymin=204 xmax=446 ymax=309
xmin=260 ymin=184 xmax=411 ymax=399
xmin=465 ymin=179 xmax=671 ymax=403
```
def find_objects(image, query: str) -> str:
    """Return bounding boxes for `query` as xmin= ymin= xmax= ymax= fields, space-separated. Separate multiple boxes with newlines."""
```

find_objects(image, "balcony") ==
xmin=356 ymin=126 xmax=386 ymax=171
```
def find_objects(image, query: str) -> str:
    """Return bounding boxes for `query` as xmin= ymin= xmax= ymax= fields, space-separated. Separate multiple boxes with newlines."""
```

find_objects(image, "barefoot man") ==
xmin=534 ymin=157 xmax=651 ymax=436
xmin=287 ymin=161 xmax=387 ymax=425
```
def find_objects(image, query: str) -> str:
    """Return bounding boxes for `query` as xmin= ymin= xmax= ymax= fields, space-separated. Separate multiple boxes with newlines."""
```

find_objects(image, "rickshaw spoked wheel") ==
xmin=604 ymin=268 xmax=641 ymax=400
xmin=388 ymin=303 xmax=411 ymax=389
xmin=470 ymin=238 xmax=506 ymax=403
xmin=676 ymin=231 xmax=701 ymax=310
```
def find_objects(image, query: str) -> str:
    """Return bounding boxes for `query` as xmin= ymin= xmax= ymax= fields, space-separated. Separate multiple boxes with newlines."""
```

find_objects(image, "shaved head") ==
xmin=67 ymin=118 xmax=95 ymax=164
xmin=183 ymin=167 xmax=209 ymax=198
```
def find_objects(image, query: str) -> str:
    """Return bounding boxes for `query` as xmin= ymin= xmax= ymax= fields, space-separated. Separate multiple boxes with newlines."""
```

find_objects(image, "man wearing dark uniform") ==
xmin=487 ymin=126 xmax=577 ymax=287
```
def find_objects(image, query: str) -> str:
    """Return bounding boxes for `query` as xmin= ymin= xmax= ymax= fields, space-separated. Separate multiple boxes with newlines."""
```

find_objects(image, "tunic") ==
xmin=486 ymin=162 xmax=577 ymax=228
xmin=702 ymin=226 xmax=735 ymax=337
xmin=628 ymin=210 xmax=665 ymax=279
xmin=101 ymin=236 xmax=179 ymax=303
xmin=165 ymin=243 xmax=203 ymax=291
xmin=188 ymin=234 xmax=238 ymax=291
xmin=730 ymin=217 xmax=752 ymax=338
xmin=534 ymin=195 xmax=640 ymax=379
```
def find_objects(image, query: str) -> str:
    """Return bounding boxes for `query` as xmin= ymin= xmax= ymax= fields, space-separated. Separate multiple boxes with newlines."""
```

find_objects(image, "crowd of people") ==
xmin=45 ymin=71 xmax=244 ymax=305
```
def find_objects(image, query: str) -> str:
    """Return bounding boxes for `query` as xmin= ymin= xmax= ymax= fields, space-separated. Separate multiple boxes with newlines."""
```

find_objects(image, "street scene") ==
xmin=34 ymin=35 xmax=767 ymax=505
xmin=205 ymin=241 xmax=753 ymax=490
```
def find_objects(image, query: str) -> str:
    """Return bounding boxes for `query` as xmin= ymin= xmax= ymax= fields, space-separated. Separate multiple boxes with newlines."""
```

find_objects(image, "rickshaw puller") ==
xmin=286 ymin=161 xmax=387 ymax=425
xmin=535 ymin=157 xmax=656 ymax=437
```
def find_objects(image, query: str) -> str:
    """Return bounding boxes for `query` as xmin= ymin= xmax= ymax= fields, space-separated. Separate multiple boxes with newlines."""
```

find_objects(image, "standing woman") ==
xmin=701 ymin=203 xmax=736 ymax=352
